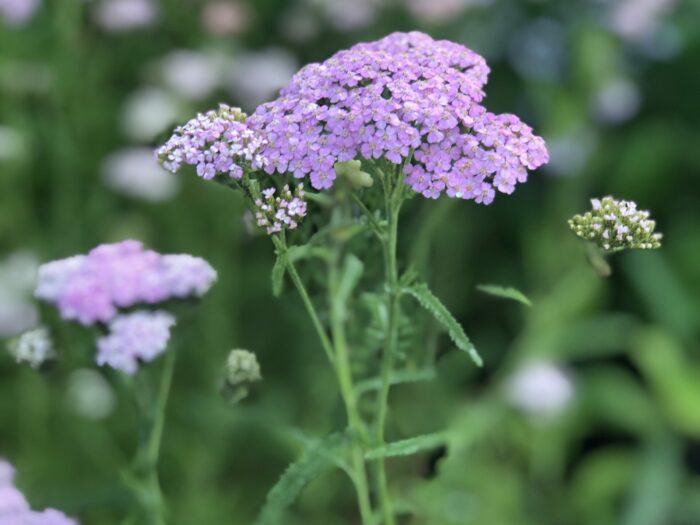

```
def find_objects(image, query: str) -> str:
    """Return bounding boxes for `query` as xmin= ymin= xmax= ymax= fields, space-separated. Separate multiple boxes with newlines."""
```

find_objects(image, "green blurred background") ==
xmin=1 ymin=0 xmax=699 ymax=523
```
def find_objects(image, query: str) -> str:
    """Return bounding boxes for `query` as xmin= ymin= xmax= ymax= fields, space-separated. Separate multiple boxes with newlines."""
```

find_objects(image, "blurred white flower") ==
xmin=311 ymin=0 xmax=378 ymax=31
xmin=0 ymin=0 xmax=40 ymax=26
xmin=0 ymin=251 xmax=38 ymax=337
xmin=65 ymin=368 xmax=116 ymax=420
xmin=102 ymin=147 xmax=179 ymax=202
xmin=0 ymin=126 xmax=26 ymax=162
xmin=228 ymin=48 xmax=298 ymax=110
xmin=122 ymin=87 xmax=181 ymax=142
xmin=406 ymin=0 xmax=488 ymax=23
xmin=201 ymin=0 xmax=249 ymax=36
xmin=93 ymin=0 xmax=157 ymax=32
xmin=159 ymin=50 xmax=228 ymax=101
xmin=7 ymin=327 xmax=54 ymax=369
xmin=591 ymin=77 xmax=642 ymax=125
xmin=610 ymin=0 xmax=675 ymax=42
xmin=506 ymin=361 xmax=574 ymax=421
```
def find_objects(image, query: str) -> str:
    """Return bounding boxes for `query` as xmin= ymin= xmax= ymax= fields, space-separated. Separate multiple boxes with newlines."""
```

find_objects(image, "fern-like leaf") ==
xmin=365 ymin=433 xmax=447 ymax=460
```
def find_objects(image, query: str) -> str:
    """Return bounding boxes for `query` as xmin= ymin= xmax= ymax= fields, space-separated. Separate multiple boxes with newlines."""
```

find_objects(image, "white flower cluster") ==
xmin=569 ymin=196 xmax=662 ymax=252
xmin=7 ymin=327 xmax=55 ymax=369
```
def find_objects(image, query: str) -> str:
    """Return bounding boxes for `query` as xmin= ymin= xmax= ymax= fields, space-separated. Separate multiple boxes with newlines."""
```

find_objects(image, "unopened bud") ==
xmin=335 ymin=160 xmax=373 ymax=188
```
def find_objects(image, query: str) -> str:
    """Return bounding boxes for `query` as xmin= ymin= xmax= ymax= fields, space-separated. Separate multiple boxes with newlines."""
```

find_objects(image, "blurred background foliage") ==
xmin=1 ymin=0 xmax=699 ymax=523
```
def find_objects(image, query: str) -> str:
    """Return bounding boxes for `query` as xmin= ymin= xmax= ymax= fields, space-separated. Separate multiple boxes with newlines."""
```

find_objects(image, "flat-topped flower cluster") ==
xmin=569 ymin=196 xmax=662 ymax=252
xmin=248 ymin=31 xmax=548 ymax=201
xmin=35 ymin=240 xmax=217 ymax=374
xmin=157 ymin=31 xmax=549 ymax=211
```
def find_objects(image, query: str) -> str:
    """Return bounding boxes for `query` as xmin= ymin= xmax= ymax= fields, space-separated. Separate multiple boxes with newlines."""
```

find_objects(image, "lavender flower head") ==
xmin=96 ymin=311 xmax=175 ymax=375
xmin=569 ymin=196 xmax=662 ymax=252
xmin=0 ymin=459 xmax=78 ymax=524
xmin=247 ymin=31 xmax=549 ymax=202
xmin=35 ymin=240 xmax=217 ymax=326
xmin=157 ymin=104 xmax=267 ymax=180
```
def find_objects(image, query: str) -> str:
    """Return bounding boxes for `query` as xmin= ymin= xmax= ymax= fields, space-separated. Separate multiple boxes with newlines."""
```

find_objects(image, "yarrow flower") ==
xmin=569 ymin=196 xmax=662 ymax=252
xmin=7 ymin=327 xmax=55 ymax=369
xmin=35 ymin=240 xmax=217 ymax=326
xmin=247 ymin=31 xmax=548 ymax=201
xmin=157 ymin=104 xmax=267 ymax=180
xmin=0 ymin=459 xmax=78 ymax=524
xmin=254 ymin=185 xmax=307 ymax=234
xmin=96 ymin=311 xmax=175 ymax=375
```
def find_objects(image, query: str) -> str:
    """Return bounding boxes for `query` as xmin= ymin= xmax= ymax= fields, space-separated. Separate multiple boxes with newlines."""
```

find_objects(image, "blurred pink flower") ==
xmin=201 ymin=1 xmax=249 ymax=36
xmin=93 ymin=0 xmax=158 ymax=32
xmin=0 ymin=0 xmax=40 ymax=26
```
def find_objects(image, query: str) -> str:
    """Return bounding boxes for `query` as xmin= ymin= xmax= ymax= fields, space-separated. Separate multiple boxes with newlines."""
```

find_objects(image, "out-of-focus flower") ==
xmin=508 ymin=18 xmax=566 ymax=82
xmin=247 ymin=31 xmax=548 ymax=200
xmin=228 ymin=48 xmax=298 ymax=110
xmin=506 ymin=361 xmax=574 ymax=421
xmin=201 ymin=0 xmax=249 ymax=36
xmin=221 ymin=349 xmax=261 ymax=404
xmin=405 ymin=0 xmax=488 ymax=23
xmin=0 ymin=459 xmax=78 ymax=523
xmin=65 ymin=369 xmax=116 ymax=420
xmin=121 ymin=88 xmax=181 ymax=142
xmin=591 ymin=78 xmax=642 ymax=124
xmin=7 ymin=327 xmax=54 ymax=369
xmin=569 ymin=196 xmax=662 ymax=252
xmin=93 ymin=0 xmax=157 ymax=32
xmin=0 ymin=0 xmax=40 ymax=26
xmin=610 ymin=0 xmax=676 ymax=42
xmin=0 ymin=126 xmax=26 ymax=162
xmin=159 ymin=50 xmax=227 ymax=101
xmin=310 ymin=0 xmax=378 ymax=31
xmin=254 ymin=184 xmax=307 ymax=235
xmin=0 ymin=251 xmax=39 ymax=337
xmin=96 ymin=311 xmax=175 ymax=375
xmin=158 ymin=104 xmax=266 ymax=180
xmin=35 ymin=240 xmax=217 ymax=326
xmin=544 ymin=127 xmax=598 ymax=177
xmin=101 ymin=148 xmax=179 ymax=202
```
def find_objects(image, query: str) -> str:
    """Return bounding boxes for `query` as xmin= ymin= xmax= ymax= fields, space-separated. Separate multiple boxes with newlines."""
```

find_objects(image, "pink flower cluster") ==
xmin=247 ymin=31 xmax=548 ymax=202
xmin=157 ymin=104 xmax=267 ymax=180
xmin=35 ymin=240 xmax=216 ymax=326
xmin=35 ymin=240 xmax=216 ymax=374
xmin=0 ymin=459 xmax=78 ymax=524
xmin=254 ymin=185 xmax=307 ymax=234
xmin=96 ymin=311 xmax=175 ymax=375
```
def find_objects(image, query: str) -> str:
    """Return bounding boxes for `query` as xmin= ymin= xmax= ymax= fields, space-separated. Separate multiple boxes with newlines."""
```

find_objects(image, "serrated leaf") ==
xmin=271 ymin=252 xmax=287 ymax=297
xmin=356 ymin=368 xmax=436 ymax=395
xmin=365 ymin=433 xmax=447 ymax=460
xmin=476 ymin=284 xmax=532 ymax=307
xmin=255 ymin=433 xmax=350 ymax=525
xmin=402 ymin=282 xmax=482 ymax=367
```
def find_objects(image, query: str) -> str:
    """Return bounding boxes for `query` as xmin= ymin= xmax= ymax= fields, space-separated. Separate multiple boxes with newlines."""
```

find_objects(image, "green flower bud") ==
xmin=334 ymin=160 xmax=373 ymax=188
xmin=221 ymin=349 xmax=261 ymax=405
xmin=569 ymin=196 xmax=662 ymax=253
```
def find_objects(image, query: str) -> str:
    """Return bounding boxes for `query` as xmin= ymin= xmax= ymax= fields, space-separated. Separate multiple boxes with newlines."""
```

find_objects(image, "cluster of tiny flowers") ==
xmin=569 ymin=196 xmax=662 ymax=252
xmin=96 ymin=311 xmax=175 ymax=375
xmin=7 ymin=327 xmax=55 ymax=369
xmin=35 ymin=240 xmax=217 ymax=326
xmin=35 ymin=240 xmax=216 ymax=373
xmin=254 ymin=185 xmax=307 ymax=234
xmin=0 ymin=459 xmax=78 ymax=524
xmin=246 ymin=31 xmax=548 ymax=202
xmin=157 ymin=104 xmax=267 ymax=180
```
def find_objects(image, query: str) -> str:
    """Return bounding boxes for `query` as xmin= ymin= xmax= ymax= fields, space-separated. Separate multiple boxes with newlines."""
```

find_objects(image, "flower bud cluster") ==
xmin=157 ymin=104 xmax=267 ymax=180
xmin=254 ymin=184 xmax=307 ymax=234
xmin=569 ymin=196 xmax=662 ymax=252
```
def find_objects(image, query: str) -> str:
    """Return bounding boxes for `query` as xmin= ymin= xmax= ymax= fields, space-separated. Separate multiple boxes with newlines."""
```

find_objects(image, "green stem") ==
xmin=375 ymin=171 xmax=403 ymax=525
xmin=273 ymin=234 xmax=372 ymax=523
xmin=135 ymin=350 xmax=176 ymax=525
xmin=328 ymin=257 xmax=374 ymax=525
